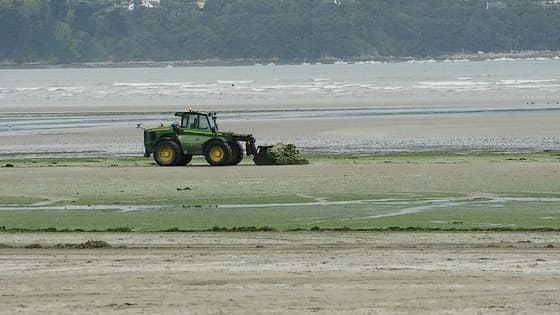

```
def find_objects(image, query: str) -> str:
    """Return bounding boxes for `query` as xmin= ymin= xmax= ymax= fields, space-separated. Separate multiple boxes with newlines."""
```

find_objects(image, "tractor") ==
xmin=143 ymin=110 xmax=270 ymax=166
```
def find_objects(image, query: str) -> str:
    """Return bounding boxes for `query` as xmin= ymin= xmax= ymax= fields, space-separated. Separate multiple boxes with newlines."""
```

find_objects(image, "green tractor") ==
xmin=144 ymin=110 xmax=268 ymax=166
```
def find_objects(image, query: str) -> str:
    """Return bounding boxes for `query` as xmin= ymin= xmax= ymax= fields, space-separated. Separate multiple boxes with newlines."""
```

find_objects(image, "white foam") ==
xmin=486 ymin=57 xmax=522 ymax=62
xmin=407 ymin=59 xmax=437 ymax=63
xmin=525 ymin=57 xmax=550 ymax=61
xmin=497 ymin=79 xmax=558 ymax=85
xmin=179 ymin=83 xmax=217 ymax=88
xmin=367 ymin=86 xmax=402 ymax=91
xmin=114 ymin=82 xmax=185 ymax=87
xmin=217 ymin=80 xmax=254 ymax=84
xmin=15 ymin=87 xmax=42 ymax=92
xmin=415 ymin=81 xmax=495 ymax=92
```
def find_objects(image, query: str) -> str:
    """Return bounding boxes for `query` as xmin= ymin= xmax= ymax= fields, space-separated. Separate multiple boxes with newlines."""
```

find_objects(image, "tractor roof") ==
xmin=174 ymin=110 xmax=210 ymax=117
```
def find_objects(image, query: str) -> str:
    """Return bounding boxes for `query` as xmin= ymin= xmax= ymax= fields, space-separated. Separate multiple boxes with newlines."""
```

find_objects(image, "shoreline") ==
xmin=1 ymin=50 xmax=559 ymax=69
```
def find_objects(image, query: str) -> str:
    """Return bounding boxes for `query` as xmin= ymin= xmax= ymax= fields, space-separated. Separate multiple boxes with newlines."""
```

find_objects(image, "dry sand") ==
xmin=0 ymin=232 xmax=559 ymax=314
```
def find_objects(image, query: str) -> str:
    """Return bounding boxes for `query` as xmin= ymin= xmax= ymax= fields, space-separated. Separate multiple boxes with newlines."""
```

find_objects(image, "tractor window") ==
xmin=181 ymin=114 xmax=210 ymax=130
xmin=181 ymin=115 xmax=191 ymax=128
xmin=198 ymin=116 xmax=210 ymax=130
xmin=190 ymin=116 xmax=200 ymax=129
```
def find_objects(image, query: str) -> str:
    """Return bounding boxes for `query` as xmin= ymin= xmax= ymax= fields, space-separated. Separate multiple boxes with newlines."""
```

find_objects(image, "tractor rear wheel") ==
xmin=228 ymin=141 xmax=244 ymax=165
xmin=204 ymin=141 xmax=232 ymax=166
xmin=154 ymin=139 xmax=181 ymax=166
xmin=177 ymin=154 xmax=193 ymax=166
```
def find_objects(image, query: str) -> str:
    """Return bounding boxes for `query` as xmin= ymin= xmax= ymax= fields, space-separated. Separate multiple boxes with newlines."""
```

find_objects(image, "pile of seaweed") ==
xmin=265 ymin=143 xmax=309 ymax=165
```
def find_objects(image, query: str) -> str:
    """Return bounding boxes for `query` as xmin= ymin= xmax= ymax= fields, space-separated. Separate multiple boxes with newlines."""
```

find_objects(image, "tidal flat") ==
xmin=1 ymin=152 xmax=559 ymax=231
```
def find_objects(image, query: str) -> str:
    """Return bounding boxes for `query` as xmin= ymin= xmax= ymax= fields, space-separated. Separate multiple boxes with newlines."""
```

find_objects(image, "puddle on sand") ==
xmin=0 ymin=197 xmax=559 ymax=218
xmin=365 ymin=201 xmax=465 ymax=219
xmin=363 ymin=197 xmax=560 ymax=219
xmin=0 ymin=205 xmax=162 ymax=212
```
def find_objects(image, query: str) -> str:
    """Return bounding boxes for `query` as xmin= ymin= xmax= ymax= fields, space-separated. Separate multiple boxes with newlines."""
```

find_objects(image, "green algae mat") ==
xmin=1 ymin=152 xmax=560 ymax=232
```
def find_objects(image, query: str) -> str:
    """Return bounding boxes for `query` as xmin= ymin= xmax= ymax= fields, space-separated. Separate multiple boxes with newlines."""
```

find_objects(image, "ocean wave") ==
xmin=47 ymin=87 xmax=86 ymax=93
xmin=417 ymin=81 xmax=489 ymax=87
xmin=179 ymin=83 xmax=217 ymax=88
xmin=443 ymin=59 xmax=470 ymax=63
xmin=486 ymin=57 xmax=522 ymax=62
xmin=407 ymin=59 xmax=437 ymax=63
xmin=524 ymin=57 xmax=550 ymax=61
xmin=497 ymin=79 xmax=558 ymax=85
xmin=15 ymin=87 xmax=42 ymax=92
xmin=114 ymin=82 xmax=186 ymax=87
xmin=217 ymin=80 xmax=254 ymax=84
xmin=367 ymin=86 xmax=402 ymax=91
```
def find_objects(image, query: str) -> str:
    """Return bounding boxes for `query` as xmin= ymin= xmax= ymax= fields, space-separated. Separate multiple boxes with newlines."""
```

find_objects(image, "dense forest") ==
xmin=1 ymin=0 xmax=559 ymax=63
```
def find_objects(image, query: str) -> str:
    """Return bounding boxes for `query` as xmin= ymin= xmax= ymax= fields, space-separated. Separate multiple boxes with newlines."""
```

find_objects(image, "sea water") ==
xmin=1 ymin=60 xmax=559 ymax=111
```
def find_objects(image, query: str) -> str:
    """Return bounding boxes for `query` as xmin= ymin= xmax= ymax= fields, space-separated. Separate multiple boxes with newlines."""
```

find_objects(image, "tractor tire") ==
xmin=204 ymin=141 xmax=232 ymax=166
xmin=228 ymin=141 xmax=244 ymax=165
xmin=154 ymin=139 xmax=182 ymax=166
xmin=177 ymin=154 xmax=193 ymax=166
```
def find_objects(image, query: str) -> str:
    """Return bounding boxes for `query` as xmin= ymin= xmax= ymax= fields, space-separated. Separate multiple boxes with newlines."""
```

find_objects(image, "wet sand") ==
xmin=1 ymin=232 xmax=559 ymax=314
xmin=1 ymin=109 xmax=559 ymax=156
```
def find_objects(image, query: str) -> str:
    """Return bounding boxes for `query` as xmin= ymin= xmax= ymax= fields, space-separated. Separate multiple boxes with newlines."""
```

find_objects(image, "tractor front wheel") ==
xmin=205 ymin=141 xmax=232 ymax=166
xmin=154 ymin=139 xmax=181 ymax=166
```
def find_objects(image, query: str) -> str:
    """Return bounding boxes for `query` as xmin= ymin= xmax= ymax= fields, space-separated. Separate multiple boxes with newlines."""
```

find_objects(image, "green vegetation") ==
xmin=1 ymin=0 xmax=559 ymax=63
xmin=1 ymin=152 xmax=559 ymax=231
xmin=265 ymin=143 xmax=309 ymax=165
xmin=1 ymin=200 xmax=560 ymax=232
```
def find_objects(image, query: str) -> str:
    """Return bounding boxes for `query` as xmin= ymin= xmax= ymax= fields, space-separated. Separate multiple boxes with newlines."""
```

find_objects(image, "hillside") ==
xmin=1 ymin=0 xmax=559 ymax=63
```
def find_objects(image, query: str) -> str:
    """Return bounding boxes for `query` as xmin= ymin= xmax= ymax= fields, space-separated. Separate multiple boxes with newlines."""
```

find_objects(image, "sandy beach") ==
xmin=1 ymin=232 xmax=559 ymax=315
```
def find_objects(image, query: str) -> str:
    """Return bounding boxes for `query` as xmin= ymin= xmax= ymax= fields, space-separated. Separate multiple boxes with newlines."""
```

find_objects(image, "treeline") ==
xmin=1 ymin=0 xmax=560 ymax=63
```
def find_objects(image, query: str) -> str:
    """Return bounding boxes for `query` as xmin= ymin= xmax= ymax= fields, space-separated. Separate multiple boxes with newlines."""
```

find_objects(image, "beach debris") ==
xmin=54 ymin=240 xmax=112 ymax=249
xmin=2 ymin=163 xmax=14 ymax=168
xmin=24 ymin=243 xmax=42 ymax=249
xmin=177 ymin=186 xmax=192 ymax=191
xmin=22 ymin=240 xmax=112 ymax=249
xmin=254 ymin=143 xmax=308 ymax=165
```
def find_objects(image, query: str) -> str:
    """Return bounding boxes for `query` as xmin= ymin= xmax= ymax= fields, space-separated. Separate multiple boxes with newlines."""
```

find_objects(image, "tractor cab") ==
xmin=175 ymin=111 xmax=218 ymax=133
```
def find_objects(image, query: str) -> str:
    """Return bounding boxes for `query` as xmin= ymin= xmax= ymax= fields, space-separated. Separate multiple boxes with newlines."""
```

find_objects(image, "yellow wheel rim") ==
xmin=158 ymin=147 xmax=174 ymax=163
xmin=210 ymin=146 xmax=224 ymax=161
